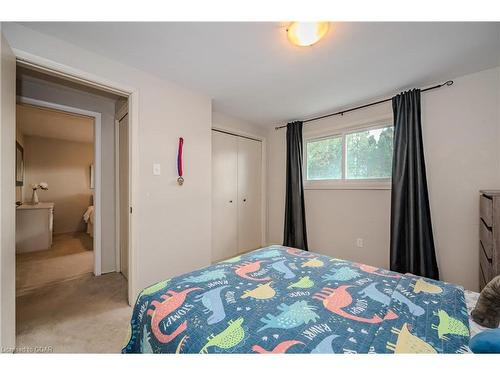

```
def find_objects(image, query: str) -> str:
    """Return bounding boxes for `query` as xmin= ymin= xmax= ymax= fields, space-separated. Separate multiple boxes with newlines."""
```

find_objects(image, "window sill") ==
xmin=304 ymin=180 xmax=391 ymax=191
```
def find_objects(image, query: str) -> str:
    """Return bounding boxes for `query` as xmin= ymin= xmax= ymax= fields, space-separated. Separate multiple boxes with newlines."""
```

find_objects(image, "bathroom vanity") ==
xmin=16 ymin=202 xmax=54 ymax=253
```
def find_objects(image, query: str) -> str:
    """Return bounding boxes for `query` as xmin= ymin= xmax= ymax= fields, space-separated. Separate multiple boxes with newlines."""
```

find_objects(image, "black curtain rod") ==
xmin=275 ymin=80 xmax=454 ymax=130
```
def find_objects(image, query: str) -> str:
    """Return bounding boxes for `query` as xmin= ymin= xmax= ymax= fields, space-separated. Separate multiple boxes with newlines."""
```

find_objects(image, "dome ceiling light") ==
xmin=286 ymin=22 xmax=330 ymax=47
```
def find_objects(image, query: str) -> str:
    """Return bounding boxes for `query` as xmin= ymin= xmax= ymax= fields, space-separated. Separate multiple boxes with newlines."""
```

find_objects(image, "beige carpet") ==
xmin=16 ymin=272 xmax=132 ymax=353
xmin=16 ymin=232 xmax=94 ymax=295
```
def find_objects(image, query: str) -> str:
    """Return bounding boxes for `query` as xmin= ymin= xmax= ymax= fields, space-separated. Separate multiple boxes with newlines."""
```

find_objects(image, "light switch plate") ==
xmin=153 ymin=163 xmax=161 ymax=176
xmin=356 ymin=238 xmax=364 ymax=248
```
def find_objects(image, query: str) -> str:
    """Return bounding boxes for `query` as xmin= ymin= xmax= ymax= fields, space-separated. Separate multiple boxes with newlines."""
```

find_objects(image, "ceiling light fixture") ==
xmin=287 ymin=22 xmax=329 ymax=47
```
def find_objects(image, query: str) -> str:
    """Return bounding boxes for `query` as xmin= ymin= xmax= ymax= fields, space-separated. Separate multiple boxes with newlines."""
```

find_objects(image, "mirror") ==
xmin=90 ymin=163 xmax=94 ymax=189
xmin=16 ymin=142 xmax=24 ymax=187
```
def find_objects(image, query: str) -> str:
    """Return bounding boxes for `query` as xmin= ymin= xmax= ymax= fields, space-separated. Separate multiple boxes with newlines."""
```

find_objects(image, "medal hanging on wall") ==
xmin=177 ymin=137 xmax=184 ymax=186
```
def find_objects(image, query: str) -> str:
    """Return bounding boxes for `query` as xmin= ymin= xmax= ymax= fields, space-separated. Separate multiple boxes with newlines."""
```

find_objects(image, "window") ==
xmin=305 ymin=124 xmax=393 ymax=188
xmin=306 ymin=136 xmax=342 ymax=180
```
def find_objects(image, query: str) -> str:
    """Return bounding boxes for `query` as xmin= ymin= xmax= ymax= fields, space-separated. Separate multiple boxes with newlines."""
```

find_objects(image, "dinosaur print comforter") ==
xmin=122 ymin=246 xmax=470 ymax=354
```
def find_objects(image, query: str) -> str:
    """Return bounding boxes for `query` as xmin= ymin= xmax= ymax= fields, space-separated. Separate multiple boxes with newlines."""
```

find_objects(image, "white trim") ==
xmin=116 ymin=101 xmax=128 ymax=122
xmin=211 ymin=125 xmax=268 ymax=247
xmin=15 ymin=50 xmax=132 ymax=97
xmin=114 ymin=119 xmax=121 ymax=273
xmin=304 ymin=180 xmax=392 ymax=190
xmin=303 ymin=114 xmax=393 ymax=139
xmin=114 ymin=110 xmax=131 ymax=276
xmin=260 ymin=137 xmax=267 ymax=247
xmin=17 ymin=96 xmax=103 ymax=276
xmin=128 ymin=91 xmax=139 ymax=305
xmin=14 ymin=51 xmax=138 ymax=306
xmin=115 ymin=98 xmax=129 ymax=276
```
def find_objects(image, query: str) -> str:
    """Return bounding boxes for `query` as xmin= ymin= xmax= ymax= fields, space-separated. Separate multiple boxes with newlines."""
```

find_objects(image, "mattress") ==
xmin=123 ymin=245 xmax=471 ymax=354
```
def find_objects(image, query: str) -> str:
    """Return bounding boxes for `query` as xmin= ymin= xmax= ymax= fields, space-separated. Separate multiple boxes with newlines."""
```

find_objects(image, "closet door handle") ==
xmin=243 ymin=198 xmax=247 ymax=202
xmin=229 ymin=200 xmax=233 ymax=203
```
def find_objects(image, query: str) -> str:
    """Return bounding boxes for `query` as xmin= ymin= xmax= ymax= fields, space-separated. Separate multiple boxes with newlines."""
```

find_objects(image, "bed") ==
xmin=122 ymin=245 xmax=472 ymax=354
xmin=83 ymin=205 xmax=94 ymax=237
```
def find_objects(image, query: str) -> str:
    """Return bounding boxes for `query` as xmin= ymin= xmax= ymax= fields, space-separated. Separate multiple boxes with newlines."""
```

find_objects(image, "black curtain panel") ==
xmin=283 ymin=121 xmax=309 ymax=251
xmin=390 ymin=89 xmax=439 ymax=279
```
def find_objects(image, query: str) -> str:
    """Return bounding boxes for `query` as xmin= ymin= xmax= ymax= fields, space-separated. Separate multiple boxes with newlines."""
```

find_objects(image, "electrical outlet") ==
xmin=153 ymin=163 xmax=161 ymax=176
xmin=356 ymin=238 xmax=364 ymax=248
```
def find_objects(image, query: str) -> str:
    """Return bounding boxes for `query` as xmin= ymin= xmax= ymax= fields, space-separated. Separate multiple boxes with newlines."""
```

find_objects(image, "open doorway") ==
xmin=115 ymin=99 xmax=129 ymax=280
xmin=13 ymin=65 xmax=133 ymax=352
xmin=15 ymin=101 xmax=96 ymax=294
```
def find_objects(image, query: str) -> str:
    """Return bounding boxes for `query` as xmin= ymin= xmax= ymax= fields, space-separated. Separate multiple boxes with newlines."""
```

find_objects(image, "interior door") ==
xmin=0 ymin=32 xmax=16 ymax=350
xmin=119 ymin=113 xmax=129 ymax=279
xmin=237 ymin=136 xmax=262 ymax=253
xmin=212 ymin=131 xmax=238 ymax=262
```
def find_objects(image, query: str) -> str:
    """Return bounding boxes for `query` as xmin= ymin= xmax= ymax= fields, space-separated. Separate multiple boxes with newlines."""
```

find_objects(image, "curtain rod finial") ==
xmin=277 ymin=78 xmax=453 ymax=130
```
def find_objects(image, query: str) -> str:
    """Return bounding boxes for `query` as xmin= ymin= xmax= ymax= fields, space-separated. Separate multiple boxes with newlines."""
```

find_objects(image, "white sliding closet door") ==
xmin=237 ymin=137 xmax=262 ymax=252
xmin=212 ymin=131 xmax=238 ymax=262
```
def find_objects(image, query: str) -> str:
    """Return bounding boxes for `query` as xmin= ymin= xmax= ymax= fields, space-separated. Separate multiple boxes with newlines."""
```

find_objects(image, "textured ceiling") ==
xmin=18 ymin=22 xmax=500 ymax=126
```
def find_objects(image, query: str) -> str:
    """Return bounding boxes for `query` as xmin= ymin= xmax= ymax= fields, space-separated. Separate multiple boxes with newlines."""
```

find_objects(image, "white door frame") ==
xmin=211 ymin=126 xmax=267 ymax=248
xmin=114 ymin=119 xmax=121 ymax=272
xmin=114 ymin=110 xmax=129 ymax=274
xmin=14 ymin=49 xmax=139 ymax=306
xmin=17 ymin=96 xmax=103 ymax=276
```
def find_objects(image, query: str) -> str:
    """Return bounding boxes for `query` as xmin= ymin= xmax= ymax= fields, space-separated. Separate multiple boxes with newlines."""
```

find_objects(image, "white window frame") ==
xmin=304 ymin=119 xmax=393 ymax=190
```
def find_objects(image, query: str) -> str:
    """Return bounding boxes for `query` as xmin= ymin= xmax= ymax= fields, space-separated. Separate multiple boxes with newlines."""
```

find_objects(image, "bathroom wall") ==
xmin=23 ymin=135 xmax=94 ymax=234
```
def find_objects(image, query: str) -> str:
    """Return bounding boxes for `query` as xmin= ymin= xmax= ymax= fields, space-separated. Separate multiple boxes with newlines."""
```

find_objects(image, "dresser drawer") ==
xmin=479 ymin=263 xmax=487 ymax=291
xmin=480 ymin=194 xmax=493 ymax=228
xmin=479 ymin=243 xmax=493 ymax=282
xmin=479 ymin=220 xmax=493 ymax=259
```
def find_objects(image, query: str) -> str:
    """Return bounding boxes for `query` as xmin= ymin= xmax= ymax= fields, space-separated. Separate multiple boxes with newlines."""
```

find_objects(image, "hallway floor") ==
xmin=16 ymin=272 xmax=131 ymax=353
xmin=16 ymin=232 xmax=94 ymax=295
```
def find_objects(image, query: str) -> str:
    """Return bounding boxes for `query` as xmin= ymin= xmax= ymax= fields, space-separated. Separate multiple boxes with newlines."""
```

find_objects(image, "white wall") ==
xmin=423 ymin=67 xmax=500 ymax=291
xmin=17 ymin=77 xmax=117 ymax=272
xmin=212 ymin=110 xmax=268 ymax=138
xmin=267 ymin=97 xmax=393 ymax=268
xmin=3 ymin=23 xmax=213 ymax=301
xmin=267 ymin=67 xmax=500 ymax=292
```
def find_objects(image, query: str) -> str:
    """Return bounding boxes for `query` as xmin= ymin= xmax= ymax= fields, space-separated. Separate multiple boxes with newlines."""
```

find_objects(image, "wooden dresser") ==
xmin=479 ymin=190 xmax=500 ymax=290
